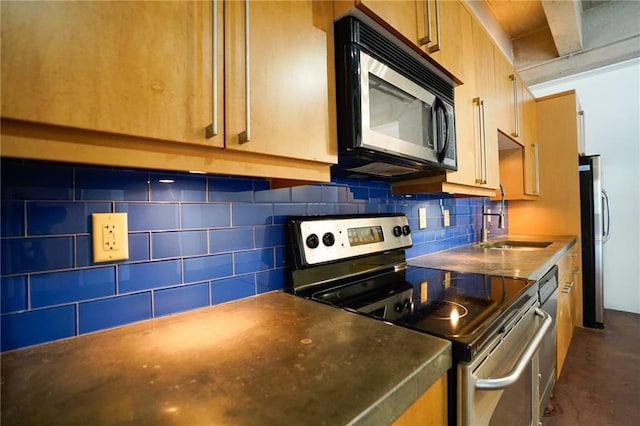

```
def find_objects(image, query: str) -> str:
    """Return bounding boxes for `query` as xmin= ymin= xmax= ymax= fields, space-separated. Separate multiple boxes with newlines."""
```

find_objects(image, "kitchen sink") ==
xmin=477 ymin=240 xmax=553 ymax=251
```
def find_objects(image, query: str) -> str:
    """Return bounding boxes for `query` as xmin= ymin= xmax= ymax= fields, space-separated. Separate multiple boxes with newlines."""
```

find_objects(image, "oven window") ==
xmin=368 ymin=74 xmax=434 ymax=149
xmin=347 ymin=226 xmax=384 ymax=246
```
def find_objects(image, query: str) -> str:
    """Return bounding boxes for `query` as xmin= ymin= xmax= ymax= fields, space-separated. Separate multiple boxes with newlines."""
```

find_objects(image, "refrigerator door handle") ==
xmin=602 ymin=189 xmax=611 ymax=243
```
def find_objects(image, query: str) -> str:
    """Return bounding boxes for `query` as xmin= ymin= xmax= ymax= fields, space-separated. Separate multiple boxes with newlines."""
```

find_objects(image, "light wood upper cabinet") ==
xmin=334 ymin=0 xmax=418 ymax=45
xmin=493 ymin=46 xmax=540 ymax=200
xmin=417 ymin=0 xmax=467 ymax=81
xmin=225 ymin=0 xmax=336 ymax=163
xmin=493 ymin=49 xmax=515 ymax=138
xmin=1 ymin=1 xmax=337 ymax=182
xmin=1 ymin=1 xmax=222 ymax=148
xmin=521 ymin=87 xmax=540 ymax=196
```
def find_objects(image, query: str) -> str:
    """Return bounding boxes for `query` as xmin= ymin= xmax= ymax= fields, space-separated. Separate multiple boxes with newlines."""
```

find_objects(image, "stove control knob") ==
xmin=322 ymin=232 xmax=335 ymax=247
xmin=402 ymin=225 xmax=411 ymax=236
xmin=403 ymin=299 xmax=414 ymax=312
xmin=306 ymin=234 xmax=320 ymax=249
xmin=394 ymin=302 xmax=404 ymax=313
xmin=393 ymin=226 xmax=402 ymax=237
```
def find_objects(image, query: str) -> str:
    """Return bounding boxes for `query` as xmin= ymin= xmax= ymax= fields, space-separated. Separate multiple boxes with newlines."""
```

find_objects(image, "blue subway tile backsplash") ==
xmin=0 ymin=158 xmax=507 ymax=351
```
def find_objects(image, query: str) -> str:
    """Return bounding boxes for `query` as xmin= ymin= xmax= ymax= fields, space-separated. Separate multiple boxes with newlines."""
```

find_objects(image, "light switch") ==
xmin=92 ymin=213 xmax=129 ymax=263
xmin=418 ymin=207 xmax=427 ymax=229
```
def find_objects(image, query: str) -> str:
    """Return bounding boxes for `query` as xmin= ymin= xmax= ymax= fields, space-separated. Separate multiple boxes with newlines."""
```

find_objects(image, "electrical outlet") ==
xmin=418 ymin=207 xmax=427 ymax=229
xmin=420 ymin=281 xmax=428 ymax=303
xmin=444 ymin=272 xmax=451 ymax=288
xmin=487 ymin=208 xmax=492 ymax=223
xmin=443 ymin=209 xmax=450 ymax=227
xmin=92 ymin=213 xmax=129 ymax=263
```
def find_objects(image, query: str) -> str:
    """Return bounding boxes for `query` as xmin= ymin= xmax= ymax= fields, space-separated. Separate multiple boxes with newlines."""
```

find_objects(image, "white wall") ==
xmin=530 ymin=58 xmax=640 ymax=314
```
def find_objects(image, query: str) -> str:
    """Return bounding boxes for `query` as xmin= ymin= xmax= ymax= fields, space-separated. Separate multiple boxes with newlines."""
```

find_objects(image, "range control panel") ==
xmin=290 ymin=214 xmax=413 ymax=266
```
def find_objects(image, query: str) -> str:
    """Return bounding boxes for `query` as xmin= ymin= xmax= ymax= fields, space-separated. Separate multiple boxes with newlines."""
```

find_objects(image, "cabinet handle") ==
xmin=239 ymin=0 xmax=251 ymax=143
xmin=419 ymin=0 xmax=432 ymax=46
xmin=562 ymin=281 xmax=574 ymax=294
xmin=474 ymin=97 xmax=487 ymax=185
xmin=428 ymin=0 xmax=441 ymax=53
xmin=532 ymin=143 xmax=540 ymax=194
xmin=510 ymin=74 xmax=520 ymax=137
xmin=206 ymin=0 xmax=219 ymax=138
xmin=578 ymin=110 xmax=585 ymax=155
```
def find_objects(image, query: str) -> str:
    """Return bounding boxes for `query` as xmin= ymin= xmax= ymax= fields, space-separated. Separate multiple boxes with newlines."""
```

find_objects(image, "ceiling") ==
xmin=483 ymin=0 xmax=640 ymax=85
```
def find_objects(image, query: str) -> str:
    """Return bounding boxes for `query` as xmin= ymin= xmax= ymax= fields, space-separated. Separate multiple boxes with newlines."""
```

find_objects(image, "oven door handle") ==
xmin=475 ymin=308 xmax=552 ymax=390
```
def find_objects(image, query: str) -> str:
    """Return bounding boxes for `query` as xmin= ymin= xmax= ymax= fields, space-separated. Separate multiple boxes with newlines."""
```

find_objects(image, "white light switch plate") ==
xmin=92 ymin=213 xmax=129 ymax=263
xmin=443 ymin=209 xmax=450 ymax=227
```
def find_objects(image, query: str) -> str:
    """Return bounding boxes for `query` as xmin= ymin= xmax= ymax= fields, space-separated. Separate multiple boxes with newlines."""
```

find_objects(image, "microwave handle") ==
xmin=434 ymin=97 xmax=450 ymax=162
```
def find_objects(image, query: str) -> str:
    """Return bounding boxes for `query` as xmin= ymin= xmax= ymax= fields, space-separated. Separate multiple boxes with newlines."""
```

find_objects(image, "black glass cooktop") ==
xmin=397 ymin=267 xmax=537 ymax=362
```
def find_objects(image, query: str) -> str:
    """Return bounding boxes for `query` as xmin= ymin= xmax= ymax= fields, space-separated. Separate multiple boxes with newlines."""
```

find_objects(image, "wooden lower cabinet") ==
xmin=393 ymin=374 xmax=447 ymax=426
xmin=556 ymin=247 xmax=581 ymax=379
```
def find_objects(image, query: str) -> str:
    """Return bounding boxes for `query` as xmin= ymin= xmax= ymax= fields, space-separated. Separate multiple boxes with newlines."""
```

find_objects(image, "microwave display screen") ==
xmin=347 ymin=226 xmax=384 ymax=246
xmin=368 ymin=74 xmax=434 ymax=150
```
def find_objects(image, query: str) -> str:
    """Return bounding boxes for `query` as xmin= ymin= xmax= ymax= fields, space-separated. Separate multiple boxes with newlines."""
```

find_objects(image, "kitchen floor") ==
xmin=542 ymin=309 xmax=640 ymax=426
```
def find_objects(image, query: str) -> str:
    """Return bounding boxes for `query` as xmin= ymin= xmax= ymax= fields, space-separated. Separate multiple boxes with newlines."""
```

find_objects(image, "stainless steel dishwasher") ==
xmin=538 ymin=265 xmax=559 ymax=420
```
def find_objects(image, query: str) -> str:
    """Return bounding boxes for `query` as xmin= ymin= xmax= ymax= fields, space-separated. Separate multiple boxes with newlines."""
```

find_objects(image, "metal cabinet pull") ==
xmin=419 ymin=0 xmax=432 ymax=46
xmin=428 ymin=0 xmax=441 ymax=53
xmin=474 ymin=97 xmax=487 ymax=185
xmin=206 ymin=0 xmax=219 ymax=138
xmin=239 ymin=0 xmax=251 ymax=143
xmin=562 ymin=281 xmax=574 ymax=294
xmin=532 ymin=143 xmax=540 ymax=194
xmin=578 ymin=110 xmax=585 ymax=155
xmin=419 ymin=0 xmax=440 ymax=52
xmin=475 ymin=308 xmax=552 ymax=390
xmin=510 ymin=74 xmax=520 ymax=138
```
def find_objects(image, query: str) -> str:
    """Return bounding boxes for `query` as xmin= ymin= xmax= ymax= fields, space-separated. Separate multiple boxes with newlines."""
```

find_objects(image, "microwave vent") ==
xmin=357 ymin=21 xmax=454 ymax=104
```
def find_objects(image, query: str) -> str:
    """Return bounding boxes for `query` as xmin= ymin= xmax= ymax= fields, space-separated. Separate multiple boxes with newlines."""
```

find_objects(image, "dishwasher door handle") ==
xmin=475 ymin=308 xmax=552 ymax=390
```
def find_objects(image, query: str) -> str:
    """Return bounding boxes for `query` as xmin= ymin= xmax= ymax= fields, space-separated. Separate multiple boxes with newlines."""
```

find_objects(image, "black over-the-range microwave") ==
xmin=332 ymin=15 xmax=457 ymax=181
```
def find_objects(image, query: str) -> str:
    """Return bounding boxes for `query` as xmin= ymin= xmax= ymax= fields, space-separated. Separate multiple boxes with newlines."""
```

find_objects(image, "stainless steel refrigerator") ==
xmin=579 ymin=155 xmax=610 ymax=328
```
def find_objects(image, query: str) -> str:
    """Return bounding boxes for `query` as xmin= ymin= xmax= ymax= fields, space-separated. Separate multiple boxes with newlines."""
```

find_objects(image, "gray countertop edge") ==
xmin=349 ymin=329 xmax=452 ymax=425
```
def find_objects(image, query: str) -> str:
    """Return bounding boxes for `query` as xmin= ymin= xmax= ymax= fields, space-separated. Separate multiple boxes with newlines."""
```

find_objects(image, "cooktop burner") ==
xmin=425 ymin=300 xmax=469 ymax=321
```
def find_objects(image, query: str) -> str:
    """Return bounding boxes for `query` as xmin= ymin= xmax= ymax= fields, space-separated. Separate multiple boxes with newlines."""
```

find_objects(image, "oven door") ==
xmin=358 ymin=51 xmax=454 ymax=167
xmin=458 ymin=302 xmax=552 ymax=426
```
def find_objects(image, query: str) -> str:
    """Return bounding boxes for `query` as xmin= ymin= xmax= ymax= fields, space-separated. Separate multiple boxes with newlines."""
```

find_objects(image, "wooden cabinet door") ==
xmin=493 ymin=49 xmax=516 ymax=139
xmin=224 ymin=0 xmax=336 ymax=164
xmin=418 ymin=0 xmax=468 ymax=82
xmin=357 ymin=0 xmax=419 ymax=45
xmin=522 ymin=87 xmax=540 ymax=195
xmin=470 ymin=19 xmax=499 ymax=190
xmin=1 ymin=1 xmax=221 ymax=147
xmin=392 ymin=374 xmax=447 ymax=426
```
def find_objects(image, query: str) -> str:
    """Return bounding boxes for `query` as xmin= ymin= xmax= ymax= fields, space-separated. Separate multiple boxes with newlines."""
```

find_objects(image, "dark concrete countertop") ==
xmin=1 ymin=291 xmax=451 ymax=426
xmin=408 ymin=234 xmax=577 ymax=281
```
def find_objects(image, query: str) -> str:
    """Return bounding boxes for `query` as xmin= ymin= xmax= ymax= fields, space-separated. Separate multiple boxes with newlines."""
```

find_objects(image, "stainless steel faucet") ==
xmin=481 ymin=183 xmax=505 ymax=244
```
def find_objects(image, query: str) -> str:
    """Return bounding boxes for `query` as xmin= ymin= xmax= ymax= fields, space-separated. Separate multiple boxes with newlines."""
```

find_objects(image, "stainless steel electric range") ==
xmin=286 ymin=213 xmax=552 ymax=426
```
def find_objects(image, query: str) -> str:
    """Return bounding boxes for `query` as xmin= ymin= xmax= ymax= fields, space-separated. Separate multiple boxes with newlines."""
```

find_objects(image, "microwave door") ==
xmin=359 ymin=52 xmax=439 ymax=164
